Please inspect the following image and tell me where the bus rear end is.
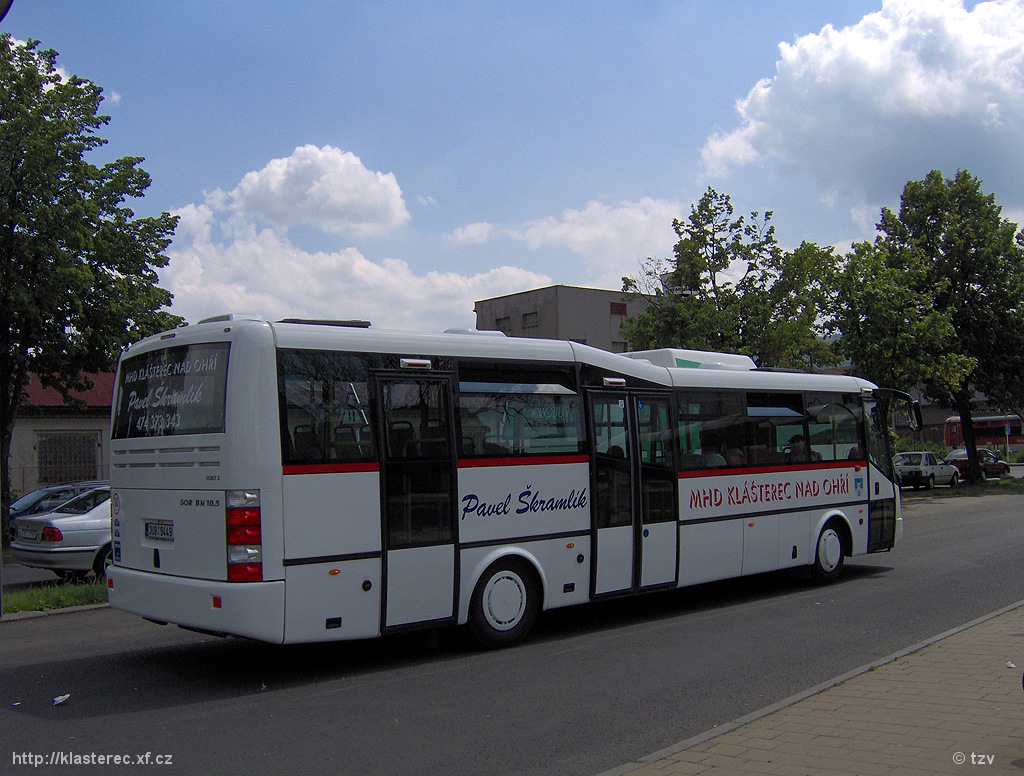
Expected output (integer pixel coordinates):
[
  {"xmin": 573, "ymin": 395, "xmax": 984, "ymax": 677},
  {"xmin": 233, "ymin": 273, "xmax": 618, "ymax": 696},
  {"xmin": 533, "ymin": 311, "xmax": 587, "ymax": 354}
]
[{"xmin": 106, "ymin": 317, "xmax": 287, "ymax": 642}]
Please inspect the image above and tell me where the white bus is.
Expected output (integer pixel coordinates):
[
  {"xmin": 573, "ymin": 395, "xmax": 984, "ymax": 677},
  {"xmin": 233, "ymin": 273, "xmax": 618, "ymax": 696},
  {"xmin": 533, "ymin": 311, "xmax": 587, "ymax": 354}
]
[{"xmin": 106, "ymin": 315, "xmax": 918, "ymax": 647}]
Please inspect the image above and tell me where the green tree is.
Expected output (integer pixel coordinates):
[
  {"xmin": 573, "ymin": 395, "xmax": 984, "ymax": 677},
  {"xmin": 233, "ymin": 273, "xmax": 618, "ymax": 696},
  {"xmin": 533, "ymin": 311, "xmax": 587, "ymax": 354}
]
[
  {"xmin": 834, "ymin": 169, "xmax": 1024, "ymax": 481},
  {"xmin": 622, "ymin": 187, "xmax": 839, "ymax": 369},
  {"xmin": 738, "ymin": 239, "xmax": 839, "ymax": 371},
  {"xmin": 622, "ymin": 187, "xmax": 744, "ymax": 353},
  {"xmin": 1, "ymin": 36, "xmax": 182, "ymax": 543}
]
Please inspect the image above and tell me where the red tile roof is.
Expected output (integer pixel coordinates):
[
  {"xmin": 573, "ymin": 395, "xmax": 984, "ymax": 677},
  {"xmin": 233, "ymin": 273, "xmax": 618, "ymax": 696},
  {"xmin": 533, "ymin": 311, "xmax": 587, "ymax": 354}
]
[{"xmin": 24, "ymin": 373, "xmax": 116, "ymax": 409}]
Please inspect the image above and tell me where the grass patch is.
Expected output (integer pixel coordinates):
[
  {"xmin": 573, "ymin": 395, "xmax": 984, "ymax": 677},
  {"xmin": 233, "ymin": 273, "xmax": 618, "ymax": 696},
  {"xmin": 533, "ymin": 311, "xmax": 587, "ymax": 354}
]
[
  {"xmin": 902, "ymin": 475, "xmax": 1024, "ymax": 499},
  {"xmin": 2, "ymin": 579, "xmax": 107, "ymax": 615}
]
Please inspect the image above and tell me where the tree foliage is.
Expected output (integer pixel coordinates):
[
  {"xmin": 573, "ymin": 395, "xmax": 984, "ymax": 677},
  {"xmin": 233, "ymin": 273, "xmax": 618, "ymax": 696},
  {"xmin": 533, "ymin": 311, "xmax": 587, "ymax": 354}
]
[
  {"xmin": 622, "ymin": 187, "xmax": 839, "ymax": 369},
  {"xmin": 834, "ymin": 169, "xmax": 1024, "ymax": 481},
  {"xmin": 622, "ymin": 177, "xmax": 1024, "ymax": 482},
  {"xmin": 1, "ymin": 35, "xmax": 182, "ymax": 541}
]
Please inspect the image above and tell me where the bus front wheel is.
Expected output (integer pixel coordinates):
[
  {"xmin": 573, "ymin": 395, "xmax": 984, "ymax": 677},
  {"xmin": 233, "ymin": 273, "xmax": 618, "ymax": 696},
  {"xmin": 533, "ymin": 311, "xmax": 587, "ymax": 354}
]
[
  {"xmin": 811, "ymin": 522, "xmax": 845, "ymax": 584},
  {"xmin": 469, "ymin": 558, "xmax": 540, "ymax": 648}
]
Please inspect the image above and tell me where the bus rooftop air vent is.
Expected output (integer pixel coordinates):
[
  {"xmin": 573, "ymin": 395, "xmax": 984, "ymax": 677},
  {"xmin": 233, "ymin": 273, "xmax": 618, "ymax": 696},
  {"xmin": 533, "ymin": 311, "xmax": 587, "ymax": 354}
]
[
  {"xmin": 443, "ymin": 328, "xmax": 507, "ymax": 337},
  {"xmin": 197, "ymin": 313, "xmax": 265, "ymax": 325},
  {"xmin": 279, "ymin": 318, "xmax": 371, "ymax": 328}
]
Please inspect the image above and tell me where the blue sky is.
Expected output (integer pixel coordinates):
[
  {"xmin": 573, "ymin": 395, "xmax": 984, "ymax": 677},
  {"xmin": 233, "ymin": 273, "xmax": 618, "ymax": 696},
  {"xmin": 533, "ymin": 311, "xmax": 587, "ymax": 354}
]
[{"xmin": 5, "ymin": 1, "xmax": 1023, "ymax": 331}]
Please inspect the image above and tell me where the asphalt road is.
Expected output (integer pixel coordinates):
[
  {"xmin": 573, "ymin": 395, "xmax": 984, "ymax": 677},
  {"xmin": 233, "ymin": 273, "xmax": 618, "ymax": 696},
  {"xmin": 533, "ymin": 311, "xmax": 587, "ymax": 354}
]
[
  {"xmin": 2, "ymin": 493, "xmax": 1023, "ymax": 776},
  {"xmin": 1, "ymin": 558, "xmax": 55, "ymax": 591}
]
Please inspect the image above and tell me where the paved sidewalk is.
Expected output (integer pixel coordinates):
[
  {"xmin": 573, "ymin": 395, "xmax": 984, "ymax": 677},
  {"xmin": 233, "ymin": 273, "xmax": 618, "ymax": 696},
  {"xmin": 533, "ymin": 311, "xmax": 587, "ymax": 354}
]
[{"xmin": 605, "ymin": 601, "xmax": 1024, "ymax": 775}]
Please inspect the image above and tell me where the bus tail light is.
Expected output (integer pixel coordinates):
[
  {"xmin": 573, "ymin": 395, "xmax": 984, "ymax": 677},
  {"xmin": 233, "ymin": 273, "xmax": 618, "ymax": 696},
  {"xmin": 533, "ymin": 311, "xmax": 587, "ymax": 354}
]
[{"xmin": 226, "ymin": 489, "xmax": 262, "ymax": 582}]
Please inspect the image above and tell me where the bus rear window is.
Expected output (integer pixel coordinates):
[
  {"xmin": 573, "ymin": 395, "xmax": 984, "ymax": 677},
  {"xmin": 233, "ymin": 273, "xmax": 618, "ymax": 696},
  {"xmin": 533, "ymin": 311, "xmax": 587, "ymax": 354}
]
[{"xmin": 112, "ymin": 343, "xmax": 230, "ymax": 438}]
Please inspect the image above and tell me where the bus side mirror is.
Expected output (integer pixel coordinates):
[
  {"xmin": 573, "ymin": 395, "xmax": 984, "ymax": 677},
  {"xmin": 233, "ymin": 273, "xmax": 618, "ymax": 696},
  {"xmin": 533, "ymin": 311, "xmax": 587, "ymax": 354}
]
[
  {"xmin": 872, "ymin": 389, "xmax": 922, "ymax": 432},
  {"xmin": 908, "ymin": 401, "xmax": 923, "ymax": 432}
]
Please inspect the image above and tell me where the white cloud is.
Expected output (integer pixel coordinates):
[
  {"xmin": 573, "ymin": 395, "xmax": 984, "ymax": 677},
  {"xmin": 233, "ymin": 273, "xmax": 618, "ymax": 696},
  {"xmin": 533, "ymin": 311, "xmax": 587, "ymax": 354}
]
[
  {"xmin": 850, "ymin": 203, "xmax": 876, "ymax": 232},
  {"xmin": 700, "ymin": 122, "xmax": 762, "ymax": 179},
  {"xmin": 161, "ymin": 148, "xmax": 683, "ymax": 331},
  {"xmin": 701, "ymin": 0, "xmax": 1024, "ymax": 206},
  {"xmin": 513, "ymin": 198, "xmax": 682, "ymax": 289},
  {"xmin": 449, "ymin": 222, "xmax": 496, "ymax": 244},
  {"xmin": 162, "ymin": 179, "xmax": 549, "ymax": 331},
  {"xmin": 447, "ymin": 198, "xmax": 682, "ymax": 289},
  {"xmin": 513, "ymin": 198, "xmax": 680, "ymax": 259},
  {"xmin": 226, "ymin": 145, "xmax": 410, "ymax": 238}
]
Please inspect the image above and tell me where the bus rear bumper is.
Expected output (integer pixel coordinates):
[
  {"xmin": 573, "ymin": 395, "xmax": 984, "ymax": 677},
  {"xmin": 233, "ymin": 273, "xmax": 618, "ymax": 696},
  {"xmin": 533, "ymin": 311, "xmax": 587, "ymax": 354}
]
[{"xmin": 107, "ymin": 566, "xmax": 285, "ymax": 644}]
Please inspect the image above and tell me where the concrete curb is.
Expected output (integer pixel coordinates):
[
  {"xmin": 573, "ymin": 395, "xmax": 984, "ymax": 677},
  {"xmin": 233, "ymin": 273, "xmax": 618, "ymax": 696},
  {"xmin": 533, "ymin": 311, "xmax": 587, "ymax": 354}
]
[{"xmin": 0, "ymin": 602, "xmax": 110, "ymax": 622}]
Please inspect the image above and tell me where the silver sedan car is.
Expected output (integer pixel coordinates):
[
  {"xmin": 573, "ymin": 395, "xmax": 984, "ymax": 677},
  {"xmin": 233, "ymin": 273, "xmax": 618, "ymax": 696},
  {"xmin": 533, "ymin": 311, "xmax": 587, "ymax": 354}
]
[
  {"xmin": 10, "ymin": 487, "xmax": 112, "ymax": 582},
  {"xmin": 893, "ymin": 451, "xmax": 960, "ymax": 489}
]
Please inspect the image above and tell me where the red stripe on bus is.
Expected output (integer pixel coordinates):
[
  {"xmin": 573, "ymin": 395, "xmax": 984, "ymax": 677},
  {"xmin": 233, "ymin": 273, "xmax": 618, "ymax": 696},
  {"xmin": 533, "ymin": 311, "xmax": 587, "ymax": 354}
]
[
  {"xmin": 459, "ymin": 455, "xmax": 590, "ymax": 469},
  {"xmin": 678, "ymin": 460, "xmax": 866, "ymax": 479},
  {"xmin": 283, "ymin": 462, "xmax": 380, "ymax": 475}
]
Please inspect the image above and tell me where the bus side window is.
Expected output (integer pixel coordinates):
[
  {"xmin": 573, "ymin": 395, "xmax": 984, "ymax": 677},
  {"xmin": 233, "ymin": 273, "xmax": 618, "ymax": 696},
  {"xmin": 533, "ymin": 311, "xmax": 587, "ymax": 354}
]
[
  {"xmin": 803, "ymin": 393, "xmax": 862, "ymax": 463},
  {"xmin": 677, "ymin": 391, "xmax": 749, "ymax": 469},
  {"xmin": 277, "ymin": 349, "xmax": 376, "ymax": 466},
  {"xmin": 293, "ymin": 424, "xmax": 322, "ymax": 461},
  {"xmin": 745, "ymin": 392, "xmax": 806, "ymax": 465},
  {"xmin": 677, "ymin": 418, "xmax": 703, "ymax": 469},
  {"xmin": 457, "ymin": 367, "xmax": 581, "ymax": 459},
  {"xmin": 334, "ymin": 425, "xmax": 373, "ymax": 460}
]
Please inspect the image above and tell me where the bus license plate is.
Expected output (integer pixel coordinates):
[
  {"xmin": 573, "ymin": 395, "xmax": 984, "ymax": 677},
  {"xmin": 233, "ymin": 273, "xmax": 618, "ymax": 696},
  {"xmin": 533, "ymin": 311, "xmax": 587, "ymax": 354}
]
[{"xmin": 144, "ymin": 520, "xmax": 174, "ymax": 542}]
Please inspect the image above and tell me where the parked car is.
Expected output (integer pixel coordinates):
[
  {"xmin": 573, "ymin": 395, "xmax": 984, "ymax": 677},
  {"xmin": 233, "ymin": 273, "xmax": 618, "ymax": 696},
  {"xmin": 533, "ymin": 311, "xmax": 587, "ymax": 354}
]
[
  {"xmin": 7, "ymin": 481, "xmax": 107, "ymax": 520},
  {"xmin": 893, "ymin": 451, "xmax": 960, "ymax": 489},
  {"xmin": 10, "ymin": 486, "xmax": 112, "ymax": 582},
  {"xmin": 944, "ymin": 448, "xmax": 1012, "ymax": 479}
]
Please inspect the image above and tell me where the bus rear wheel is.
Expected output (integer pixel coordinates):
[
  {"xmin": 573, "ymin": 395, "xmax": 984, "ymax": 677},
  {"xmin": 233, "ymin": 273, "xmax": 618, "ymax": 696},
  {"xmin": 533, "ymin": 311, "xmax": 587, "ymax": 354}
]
[
  {"xmin": 469, "ymin": 558, "xmax": 539, "ymax": 648},
  {"xmin": 811, "ymin": 522, "xmax": 845, "ymax": 584}
]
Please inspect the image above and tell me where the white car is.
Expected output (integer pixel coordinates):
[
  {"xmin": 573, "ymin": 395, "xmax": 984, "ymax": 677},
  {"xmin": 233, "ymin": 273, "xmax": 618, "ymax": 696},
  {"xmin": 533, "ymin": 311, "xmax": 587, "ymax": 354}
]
[
  {"xmin": 893, "ymin": 452, "xmax": 960, "ymax": 489},
  {"xmin": 10, "ymin": 487, "xmax": 112, "ymax": 582}
]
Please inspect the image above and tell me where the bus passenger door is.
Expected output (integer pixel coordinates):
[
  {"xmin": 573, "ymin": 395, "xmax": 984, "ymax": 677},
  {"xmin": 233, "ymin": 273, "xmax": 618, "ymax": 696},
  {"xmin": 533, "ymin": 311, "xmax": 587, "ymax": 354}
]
[
  {"xmin": 864, "ymin": 397, "xmax": 899, "ymax": 551},
  {"xmin": 636, "ymin": 395, "xmax": 678, "ymax": 588},
  {"xmin": 590, "ymin": 392, "xmax": 678, "ymax": 595},
  {"xmin": 378, "ymin": 376, "xmax": 458, "ymax": 630}
]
